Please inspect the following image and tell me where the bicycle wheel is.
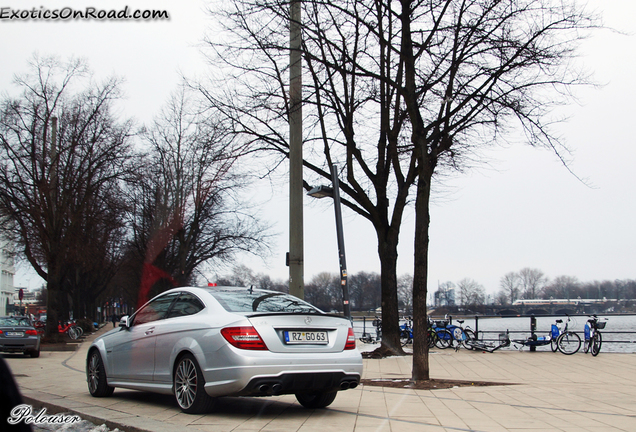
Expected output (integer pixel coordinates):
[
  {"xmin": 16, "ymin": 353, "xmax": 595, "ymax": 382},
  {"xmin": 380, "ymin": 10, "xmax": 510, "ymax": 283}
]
[
  {"xmin": 591, "ymin": 332, "xmax": 602, "ymax": 356},
  {"xmin": 550, "ymin": 337, "xmax": 558, "ymax": 352},
  {"xmin": 461, "ymin": 329, "xmax": 476, "ymax": 350},
  {"xmin": 400, "ymin": 330, "xmax": 411, "ymax": 347},
  {"xmin": 435, "ymin": 329, "xmax": 453, "ymax": 349},
  {"xmin": 557, "ymin": 332, "xmax": 581, "ymax": 355},
  {"xmin": 450, "ymin": 327, "xmax": 464, "ymax": 346},
  {"xmin": 427, "ymin": 329, "xmax": 436, "ymax": 348},
  {"xmin": 67, "ymin": 327, "xmax": 79, "ymax": 340}
]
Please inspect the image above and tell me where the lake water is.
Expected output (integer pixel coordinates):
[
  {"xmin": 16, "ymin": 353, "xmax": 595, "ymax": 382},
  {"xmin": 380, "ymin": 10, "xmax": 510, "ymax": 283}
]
[{"xmin": 353, "ymin": 314, "xmax": 636, "ymax": 353}]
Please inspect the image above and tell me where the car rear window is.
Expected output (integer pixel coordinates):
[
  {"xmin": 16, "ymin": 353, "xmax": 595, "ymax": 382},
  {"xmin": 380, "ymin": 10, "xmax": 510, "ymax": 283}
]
[
  {"xmin": 0, "ymin": 317, "xmax": 32, "ymax": 327},
  {"xmin": 209, "ymin": 290, "xmax": 323, "ymax": 314}
]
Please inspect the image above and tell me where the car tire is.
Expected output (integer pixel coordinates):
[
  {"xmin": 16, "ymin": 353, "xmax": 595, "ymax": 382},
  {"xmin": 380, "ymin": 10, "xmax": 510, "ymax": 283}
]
[
  {"xmin": 87, "ymin": 350, "xmax": 114, "ymax": 397},
  {"xmin": 28, "ymin": 348, "xmax": 40, "ymax": 358},
  {"xmin": 295, "ymin": 391, "xmax": 338, "ymax": 409},
  {"xmin": 174, "ymin": 353, "xmax": 215, "ymax": 414}
]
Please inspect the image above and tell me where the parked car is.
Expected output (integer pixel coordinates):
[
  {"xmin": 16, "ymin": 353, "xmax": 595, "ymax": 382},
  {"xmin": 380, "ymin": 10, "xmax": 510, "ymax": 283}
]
[
  {"xmin": 0, "ymin": 316, "xmax": 41, "ymax": 358},
  {"xmin": 86, "ymin": 286, "xmax": 362, "ymax": 413}
]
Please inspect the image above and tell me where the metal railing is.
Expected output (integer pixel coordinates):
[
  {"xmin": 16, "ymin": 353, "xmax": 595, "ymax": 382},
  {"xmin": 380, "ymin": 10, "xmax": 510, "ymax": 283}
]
[{"xmin": 352, "ymin": 314, "xmax": 636, "ymax": 352}]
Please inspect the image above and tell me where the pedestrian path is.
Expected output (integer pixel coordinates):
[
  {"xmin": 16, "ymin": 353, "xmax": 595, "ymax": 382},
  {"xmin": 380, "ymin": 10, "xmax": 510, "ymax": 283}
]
[{"xmin": 4, "ymin": 326, "xmax": 636, "ymax": 431}]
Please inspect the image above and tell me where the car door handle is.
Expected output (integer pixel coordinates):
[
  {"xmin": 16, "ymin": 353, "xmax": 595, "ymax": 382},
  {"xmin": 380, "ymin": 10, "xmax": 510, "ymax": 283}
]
[{"xmin": 145, "ymin": 327, "xmax": 155, "ymax": 335}]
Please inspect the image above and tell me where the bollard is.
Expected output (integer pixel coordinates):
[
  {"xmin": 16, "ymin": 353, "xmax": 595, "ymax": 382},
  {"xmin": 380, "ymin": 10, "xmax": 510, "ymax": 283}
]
[{"xmin": 530, "ymin": 315, "xmax": 537, "ymax": 352}]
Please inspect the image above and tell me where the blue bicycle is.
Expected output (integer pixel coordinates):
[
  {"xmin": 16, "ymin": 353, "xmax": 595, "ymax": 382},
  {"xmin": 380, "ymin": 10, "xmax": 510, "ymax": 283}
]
[
  {"xmin": 447, "ymin": 319, "xmax": 477, "ymax": 350},
  {"xmin": 583, "ymin": 315, "xmax": 607, "ymax": 356},
  {"xmin": 400, "ymin": 318, "xmax": 453, "ymax": 349},
  {"xmin": 399, "ymin": 316, "xmax": 413, "ymax": 346},
  {"xmin": 429, "ymin": 319, "xmax": 454, "ymax": 349}
]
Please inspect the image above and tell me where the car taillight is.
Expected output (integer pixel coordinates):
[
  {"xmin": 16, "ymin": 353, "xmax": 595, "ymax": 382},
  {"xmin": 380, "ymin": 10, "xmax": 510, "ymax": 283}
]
[
  {"xmin": 25, "ymin": 330, "xmax": 38, "ymax": 336},
  {"xmin": 221, "ymin": 327, "xmax": 268, "ymax": 350},
  {"xmin": 344, "ymin": 327, "xmax": 356, "ymax": 350}
]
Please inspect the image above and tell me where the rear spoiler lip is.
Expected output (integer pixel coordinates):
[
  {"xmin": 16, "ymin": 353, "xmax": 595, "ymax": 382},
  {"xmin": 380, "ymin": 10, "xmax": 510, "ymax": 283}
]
[{"xmin": 243, "ymin": 311, "xmax": 350, "ymax": 321}]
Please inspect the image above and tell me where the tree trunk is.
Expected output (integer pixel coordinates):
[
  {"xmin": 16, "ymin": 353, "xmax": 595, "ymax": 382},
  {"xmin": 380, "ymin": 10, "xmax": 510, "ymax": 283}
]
[
  {"xmin": 412, "ymin": 166, "xmax": 433, "ymax": 381},
  {"xmin": 377, "ymin": 226, "xmax": 404, "ymax": 356},
  {"xmin": 44, "ymin": 280, "xmax": 62, "ymax": 338}
]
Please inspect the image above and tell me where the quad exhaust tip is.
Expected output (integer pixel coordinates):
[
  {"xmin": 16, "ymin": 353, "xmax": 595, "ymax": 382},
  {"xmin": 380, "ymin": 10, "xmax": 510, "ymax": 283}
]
[
  {"xmin": 340, "ymin": 380, "xmax": 358, "ymax": 390},
  {"xmin": 258, "ymin": 383, "xmax": 283, "ymax": 394},
  {"xmin": 258, "ymin": 380, "xmax": 357, "ymax": 394}
]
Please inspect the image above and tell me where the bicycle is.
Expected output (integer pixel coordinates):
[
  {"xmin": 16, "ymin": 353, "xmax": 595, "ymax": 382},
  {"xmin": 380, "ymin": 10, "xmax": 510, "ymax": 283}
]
[
  {"xmin": 33, "ymin": 319, "xmax": 46, "ymax": 336},
  {"xmin": 428, "ymin": 319, "xmax": 453, "ymax": 349},
  {"xmin": 464, "ymin": 330, "xmax": 511, "ymax": 353},
  {"xmin": 399, "ymin": 316, "xmax": 413, "ymax": 347},
  {"xmin": 399, "ymin": 317, "xmax": 454, "ymax": 349},
  {"xmin": 511, "ymin": 318, "xmax": 562, "ymax": 352},
  {"xmin": 583, "ymin": 315, "xmax": 607, "ymax": 356},
  {"xmin": 450, "ymin": 319, "xmax": 477, "ymax": 350},
  {"xmin": 554, "ymin": 315, "xmax": 581, "ymax": 355},
  {"xmin": 359, "ymin": 316, "xmax": 382, "ymax": 344},
  {"xmin": 59, "ymin": 320, "xmax": 83, "ymax": 340},
  {"xmin": 550, "ymin": 319, "xmax": 563, "ymax": 352}
]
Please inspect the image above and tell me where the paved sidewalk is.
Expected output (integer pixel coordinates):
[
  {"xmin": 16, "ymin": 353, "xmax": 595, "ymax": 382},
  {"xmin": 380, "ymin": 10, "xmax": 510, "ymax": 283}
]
[{"xmin": 3, "ymin": 325, "xmax": 636, "ymax": 432}]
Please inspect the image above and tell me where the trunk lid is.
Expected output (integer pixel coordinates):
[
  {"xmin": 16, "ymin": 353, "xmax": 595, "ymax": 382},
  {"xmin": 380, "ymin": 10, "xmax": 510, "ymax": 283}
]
[{"xmin": 247, "ymin": 313, "xmax": 352, "ymax": 354}]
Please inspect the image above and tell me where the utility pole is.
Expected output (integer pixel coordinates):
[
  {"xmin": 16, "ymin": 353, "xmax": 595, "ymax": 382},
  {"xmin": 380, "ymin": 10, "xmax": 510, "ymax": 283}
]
[{"xmin": 288, "ymin": 0, "xmax": 304, "ymax": 299}]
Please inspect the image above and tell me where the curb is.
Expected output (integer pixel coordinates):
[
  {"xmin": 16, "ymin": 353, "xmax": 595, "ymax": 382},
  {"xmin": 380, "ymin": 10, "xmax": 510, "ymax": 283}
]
[{"xmin": 23, "ymin": 395, "xmax": 152, "ymax": 432}]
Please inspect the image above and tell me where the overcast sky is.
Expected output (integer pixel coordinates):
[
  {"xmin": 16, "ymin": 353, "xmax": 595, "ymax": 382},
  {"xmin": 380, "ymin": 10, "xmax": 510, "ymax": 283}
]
[{"xmin": 3, "ymin": 0, "xmax": 635, "ymax": 297}]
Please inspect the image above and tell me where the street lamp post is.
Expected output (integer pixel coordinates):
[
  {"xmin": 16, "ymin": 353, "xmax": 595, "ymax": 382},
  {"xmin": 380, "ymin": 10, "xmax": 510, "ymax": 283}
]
[{"xmin": 307, "ymin": 164, "xmax": 351, "ymax": 320}]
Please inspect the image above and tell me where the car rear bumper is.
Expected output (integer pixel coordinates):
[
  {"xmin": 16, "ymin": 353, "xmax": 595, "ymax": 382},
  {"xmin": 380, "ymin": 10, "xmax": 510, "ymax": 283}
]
[
  {"xmin": 200, "ymin": 346, "xmax": 363, "ymax": 397},
  {"xmin": 236, "ymin": 371, "xmax": 360, "ymax": 396},
  {"xmin": 0, "ymin": 338, "xmax": 40, "ymax": 353}
]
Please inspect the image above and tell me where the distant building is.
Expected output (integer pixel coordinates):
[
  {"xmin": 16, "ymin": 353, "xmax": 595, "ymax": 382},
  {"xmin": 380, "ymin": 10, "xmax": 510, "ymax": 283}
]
[
  {"xmin": 0, "ymin": 235, "xmax": 15, "ymax": 315},
  {"xmin": 434, "ymin": 286, "xmax": 456, "ymax": 307}
]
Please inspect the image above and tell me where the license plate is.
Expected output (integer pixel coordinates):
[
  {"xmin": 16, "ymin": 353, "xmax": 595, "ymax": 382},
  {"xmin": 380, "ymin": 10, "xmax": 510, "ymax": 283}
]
[
  {"xmin": 6, "ymin": 331, "xmax": 24, "ymax": 337},
  {"xmin": 284, "ymin": 330, "xmax": 328, "ymax": 344}
]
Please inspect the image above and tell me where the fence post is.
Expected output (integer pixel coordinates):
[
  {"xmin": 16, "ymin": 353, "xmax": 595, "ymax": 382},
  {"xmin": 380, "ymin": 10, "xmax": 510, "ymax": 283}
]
[{"xmin": 530, "ymin": 315, "xmax": 537, "ymax": 352}]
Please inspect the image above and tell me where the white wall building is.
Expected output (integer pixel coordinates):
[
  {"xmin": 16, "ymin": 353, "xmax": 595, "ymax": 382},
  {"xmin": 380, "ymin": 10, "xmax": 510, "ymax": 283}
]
[{"xmin": 0, "ymin": 235, "xmax": 16, "ymax": 315}]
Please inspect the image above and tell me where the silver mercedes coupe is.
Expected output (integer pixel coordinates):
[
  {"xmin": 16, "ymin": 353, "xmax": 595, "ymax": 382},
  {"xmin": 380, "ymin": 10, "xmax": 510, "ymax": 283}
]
[{"xmin": 86, "ymin": 286, "xmax": 362, "ymax": 413}]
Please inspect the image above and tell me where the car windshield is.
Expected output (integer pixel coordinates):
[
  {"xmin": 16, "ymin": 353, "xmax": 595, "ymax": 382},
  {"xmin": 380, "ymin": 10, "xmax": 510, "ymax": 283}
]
[
  {"xmin": 0, "ymin": 317, "xmax": 32, "ymax": 327},
  {"xmin": 210, "ymin": 289, "xmax": 323, "ymax": 314}
]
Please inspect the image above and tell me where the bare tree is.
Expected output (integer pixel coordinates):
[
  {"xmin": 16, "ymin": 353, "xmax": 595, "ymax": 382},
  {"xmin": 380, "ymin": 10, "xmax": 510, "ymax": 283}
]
[
  {"xmin": 202, "ymin": 0, "xmax": 597, "ymax": 380},
  {"xmin": 542, "ymin": 275, "xmax": 580, "ymax": 299},
  {"xmin": 499, "ymin": 272, "xmax": 521, "ymax": 304},
  {"xmin": 253, "ymin": 273, "xmax": 289, "ymax": 292},
  {"xmin": 494, "ymin": 290, "xmax": 509, "ymax": 306},
  {"xmin": 518, "ymin": 268, "xmax": 547, "ymax": 299},
  {"xmin": 397, "ymin": 274, "xmax": 413, "ymax": 314},
  {"xmin": 0, "ymin": 55, "xmax": 133, "ymax": 336},
  {"xmin": 201, "ymin": 0, "xmax": 422, "ymax": 355},
  {"xmin": 348, "ymin": 271, "xmax": 382, "ymax": 312},
  {"xmin": 126, "ymin": 86, "xmax": 271, "ymax": 305},
  {"xmin": 457, "ymin": 278, "xmax": 485, "ymax": 307},
  {"xmin": 400, "ymin": 0, "xmax": 597, "ymax": 380},
  {"xmin": 305, "ymin": 272, "xmax": 340, "ymax": 311}
]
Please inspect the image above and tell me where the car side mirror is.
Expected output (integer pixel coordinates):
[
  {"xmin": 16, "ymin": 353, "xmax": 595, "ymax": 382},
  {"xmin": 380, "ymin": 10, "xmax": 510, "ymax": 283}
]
[{"xmin": 119, "ymin": 316, "xmax": 131, "ymax": 329}]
